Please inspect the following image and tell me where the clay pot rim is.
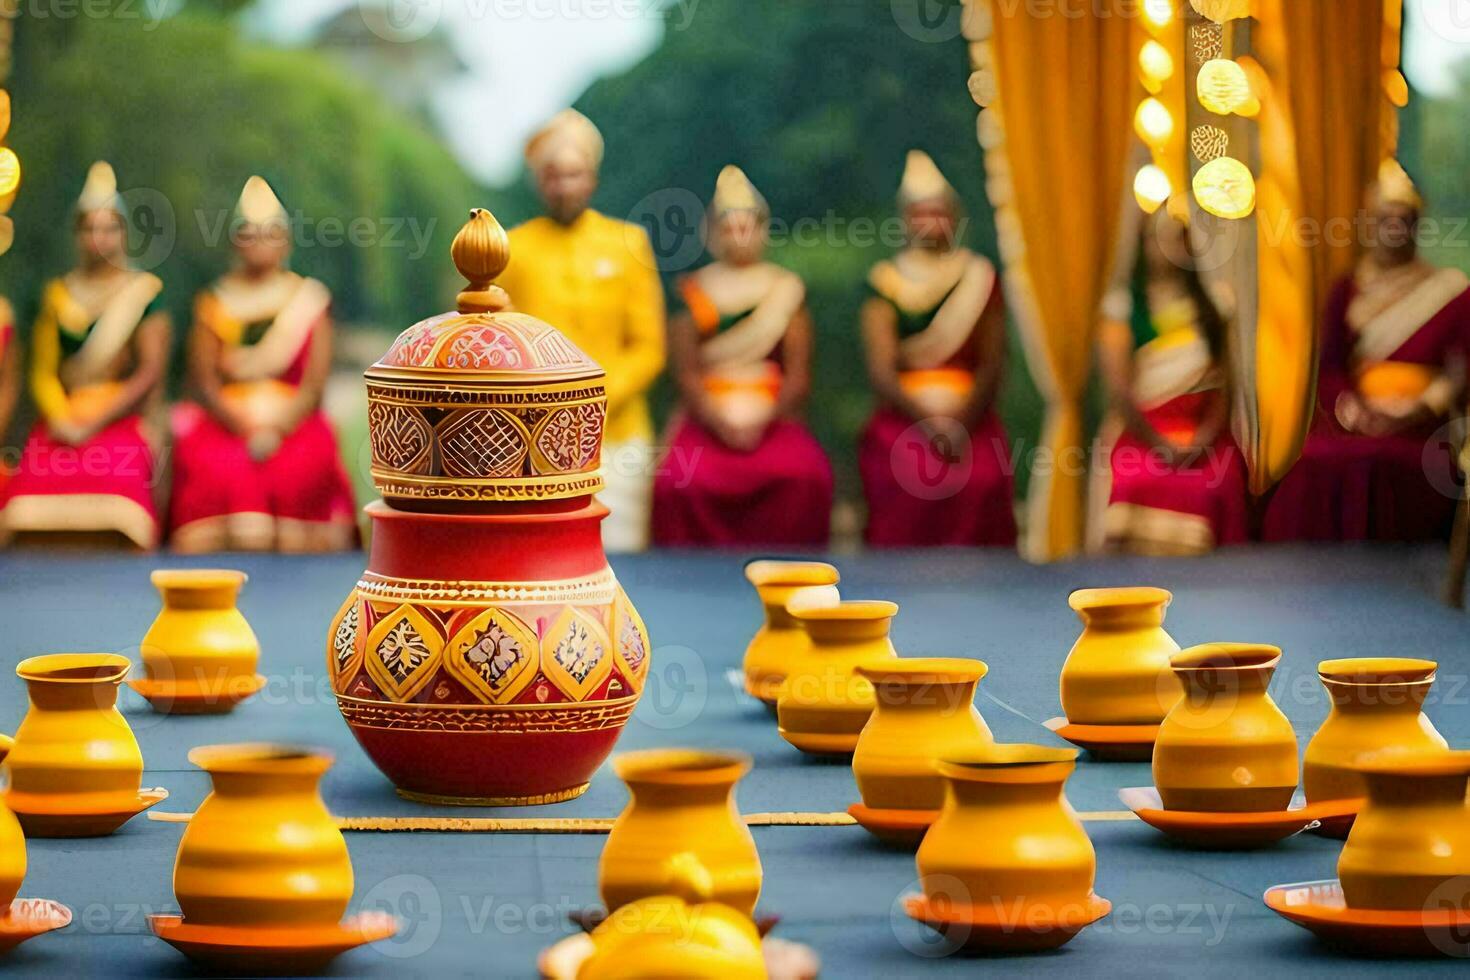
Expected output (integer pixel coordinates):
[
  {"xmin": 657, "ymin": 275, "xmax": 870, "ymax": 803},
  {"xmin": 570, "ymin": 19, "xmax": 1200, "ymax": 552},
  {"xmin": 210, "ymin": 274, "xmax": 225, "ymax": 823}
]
[
  {"xmin": 1317, "ymin": 658, "xmax": 1437, "ymax": 686},
  {"xmin": 787, "ymin": 599, "xmax": 898, "ymax": 621},
  {"xmin": 1353, "ymin": 748, "xmax": 1470, "ymax": 779},
  {"xmin": 150, "ymin": 568, "xmax": 247, "ymax": 591},
  {"xmin": 188, "ymin": 742, "xmax": 333, "ymax": 775},
  {"xmin": 613, "ymin": 748, "xmax": 751, "ymax": 786},
  {"xmin": 1170, "ymin": 643, "xmax": 1280, "ymax": 672},
  {"xmin": 1068, "ymin": 586, "xmax": 1172, "ymax": 612},
  {"xmin": 16, "ymin": 653, "xmax": 131, "ymax": 685},
  {"xmin": 744, "ymin": 559, "xmax": 840, "ymax": 588},
  {"xmin": 855, "ymin": 658, "xmax": 988, "ymax": 685},
  {"xmin": 365, "ymin": 497, "xmax": 609, "ymax": 525},
  {"xmin": 332, "ymin": 691, "xmax": 641, "ymax": 711},
  {"xmin": 939, "ymin": 744, "xmax": 1078, "ymax": 774}
]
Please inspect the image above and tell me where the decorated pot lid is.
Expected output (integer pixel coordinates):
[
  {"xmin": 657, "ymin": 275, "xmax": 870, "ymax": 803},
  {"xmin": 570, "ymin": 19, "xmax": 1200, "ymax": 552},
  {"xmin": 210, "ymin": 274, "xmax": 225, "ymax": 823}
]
[{"xmin": 365, "ymin": 210, "xmax": 607, "ymax": 506}]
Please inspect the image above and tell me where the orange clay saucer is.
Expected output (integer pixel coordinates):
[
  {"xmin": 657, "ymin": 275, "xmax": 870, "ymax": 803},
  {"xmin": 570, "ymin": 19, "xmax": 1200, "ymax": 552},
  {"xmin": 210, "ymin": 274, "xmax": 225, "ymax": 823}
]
[
  {"xmin": 846, "ymin": 803, "xmax": 936, "ymax": 846},
  {"xmin": 1264, "ymin": 879, "xmax": 1470, "ymax": 957},
  {"xmin": 148, "ymin": 911, "xmax": 400, "ymax": 974},
  {"xmin": 127, "ymin": 674, "xmax": 267, "ymax": 715},
  {"xmin": 0, "ymin": 900, "xmax": 72, "ymax": 955},
  {"xmin": 1119, "ymin": 787, "xmax": 1361, "ymax": 848},
  {"xmin": 775, "ymin": 730, "xmax": 859, "ymax": 757},
  {"xmin": 1304, "ymin": 802, "xmax": 1360, "ymax": 840},
  {"xmin": 902, "ymin": 892, "xmax": 1111, "ymax": 953},
  {"xmin": 1043, "ymin": 717, "xmax": 1157, "ymax": 761},
  {"xmin": 7, "ymin": 788, "xmax": 169, "ymax": 838}
]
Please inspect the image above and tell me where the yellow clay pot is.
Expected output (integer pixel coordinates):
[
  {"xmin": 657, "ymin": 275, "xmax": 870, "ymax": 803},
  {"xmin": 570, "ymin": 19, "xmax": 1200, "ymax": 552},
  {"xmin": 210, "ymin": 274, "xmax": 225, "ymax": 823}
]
[
  {"xmin": 141, "ymin": 570, "xmax": 260, "ymax": 695},
  {"xmin": 1060, "ymin": 587, "xmax": 1181, "ymax": 725},
  {"xmin": 917, "ymin": 745, "xmax": 1095, "ymax": 915},
  {"xmin": 174, "ymin": 744, "xmax": 352, "ymax": 929},
  {"xmin": 852, "ymin": 658, "xmax": 993, "ymax": 811},
  {"xmin": 776, "ymin": 600, "xmax": 898, "ymax": 756},
  {"xmin": 1153, "ymin": 643, "xmax": 1298, "ymax": 812},
  {"xmin": 0, "ymin": 736, "xmax": 24, "ymax": 908},
  {"xmin": 577, "ymin": 895, "xmax": 765, "ymax": 980},
  {"xmin": 5, "ymin": 654, "xmax": 143, "ymax": 813},
  {"xmin": 599, "ymin": 749, "xmax": 762, "ymax": 917},
  {"xmin": 1303, "ymin": 658, "xmax": 1445, "ymax": 805},
  {"xmin": 1338, "ymin": 750, "xmax": 1470, "ymax": 912},
  {"xmin": 742, "ymin": 560, "xmax": 840, "ymax": 705}
]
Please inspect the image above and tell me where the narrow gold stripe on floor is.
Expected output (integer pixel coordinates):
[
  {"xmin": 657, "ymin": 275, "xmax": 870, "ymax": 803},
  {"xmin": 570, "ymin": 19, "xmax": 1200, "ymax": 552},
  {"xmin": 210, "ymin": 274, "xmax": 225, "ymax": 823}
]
[{"xmin": 151, "ymin": 810, "xmax": 1135, "ymax": 830}]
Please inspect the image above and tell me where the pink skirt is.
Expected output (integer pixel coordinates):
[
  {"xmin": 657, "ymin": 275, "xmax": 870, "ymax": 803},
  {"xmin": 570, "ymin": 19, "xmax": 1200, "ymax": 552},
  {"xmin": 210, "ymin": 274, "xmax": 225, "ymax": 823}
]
[
  {"xmin": 858, "ymin": 406, "xmax": 1017, "ymax": 548},
  {"xmin": 652, "ymin": 416, "xmax": 833, "ymax": 548},
  {"xmin": 0, "ymin": 416, "xmax": 159, "ymax": 548},
  {"xmin": 168, "ymin": 403, "xmax": 357, "ymax": 552},
  {"xmin": 1262, "ymin": 427, "xmax": 1458, "ymax": 542}
]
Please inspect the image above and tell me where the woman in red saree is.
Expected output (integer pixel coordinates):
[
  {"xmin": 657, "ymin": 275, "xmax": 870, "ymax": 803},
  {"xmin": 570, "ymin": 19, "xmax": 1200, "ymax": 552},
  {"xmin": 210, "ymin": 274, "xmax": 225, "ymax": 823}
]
[
  {"xmin": 1090, "ymin": 215, "xmax": 1248, "ymax": 555},
  {"xmin": 168, "ymin": 176, "xmax": 356, "ymax": 552},
  {"xmin": 0, "ymin": 162, "xmax": 170, "ymax": 549},
  {"xmin": 1264, "ymin": 162, "xmax": 1469, "ymax": 542},
  {"xmin": 858, "ymin": 151, "xmax": 1016, "ymax": 548},
  {"xmin": 652, "ymin": 166, "xmax": 833, "ymax": 547}
]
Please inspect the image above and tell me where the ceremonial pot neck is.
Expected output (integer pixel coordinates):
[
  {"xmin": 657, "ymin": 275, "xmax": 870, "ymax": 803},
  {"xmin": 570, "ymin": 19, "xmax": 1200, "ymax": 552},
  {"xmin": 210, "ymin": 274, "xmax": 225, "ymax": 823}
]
[
  {"xmin": 16, "ymin": 654, "xmax": 129, "ymax": 711},
  {"xmin": 150, "ymin": 569, "xmax": 246, "ymax": 611},
  {"xmin": 1171, "ymin": 644, "xmax": 1278, "ymax": 702},
  {"xmin": 1068, "ymin": 587, "xmax": 1171, "ymax": 630},
  {"xmin": 859, "ymin": 660, "xmax": 986, "ymax": 715},
  {"xmin": 189, "ymin": 744, "xmax": 332, "ymax": 798},
  {"xmin": 938, "ymin": 747, "xmax": 1076, "ymax": 805},
  {"xmin": 614, "ymin": 749, "xmax": 749, "ymax": 807},
  {"xmin": 1318, "ymin": 658, "xmax": 1435, "ymax": 714},
  {"xmin": 365, "ymin": 496, "xmax": 608, "ymax": 581}
]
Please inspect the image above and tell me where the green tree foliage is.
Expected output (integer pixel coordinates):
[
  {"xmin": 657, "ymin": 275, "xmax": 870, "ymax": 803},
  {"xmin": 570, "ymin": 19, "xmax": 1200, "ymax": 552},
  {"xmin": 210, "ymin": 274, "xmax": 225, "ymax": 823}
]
[
  {"xmin": 499, "ymin": 0, "xmax": 1041, "ymax": 493},
  {"xmin": 2, "ymin": 7, "xmax": 484, "ymax": 352},
  {"xmin": 1415, "ymin": 63, "xmax": 1470, "ymax": 277}
]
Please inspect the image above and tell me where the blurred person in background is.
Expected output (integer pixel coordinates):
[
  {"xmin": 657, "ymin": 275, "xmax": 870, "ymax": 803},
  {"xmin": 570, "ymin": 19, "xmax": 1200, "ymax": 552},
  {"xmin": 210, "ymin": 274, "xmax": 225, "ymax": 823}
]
[
  {"xmin": 1089, "ymin": 213, "xmax": 1248, "ymax": 555},
  {"xmin": 497, "ymin": 109, "xmax": 666, "ymax": 552},
  {"xmin": 1265, "ymin": 160, "xmax": 1470, "ymax": 541},
  {"xmin": 0, "ymin": 296, "xmax": 17, "ymax": 491},
  {"xmin": 652, "ymin": 166, "xmax": 832, "ymax": 547},
  {"xmin": 857, "ymin": 151, "xmax": 1016, "ymax": 548},
  {"xmin": 0, "ymin": 162, "xmax": 169, "ymax": 549},
  {"xmin": 167, "ymin": 176, "xmax": 356, "ymax": 553}
]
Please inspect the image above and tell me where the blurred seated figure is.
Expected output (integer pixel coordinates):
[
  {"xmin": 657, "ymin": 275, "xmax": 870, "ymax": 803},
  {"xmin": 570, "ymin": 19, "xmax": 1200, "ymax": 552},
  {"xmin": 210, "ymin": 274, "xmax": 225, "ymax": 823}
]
[
  {"xmin": 1264, "ymin": 160, "xmax": 1470, "ymax": 542},
  {"xmin": 168, "ymin": 176, "xmax": 356, "ymax": 552},
  {"xmin": 857, "ymin": 151, "xmax": 1016, "ymax": 548},
  {"xmin": 652, "ymin": 166, "xmax": 833, "ymax": 547},
  {"xmin": 0, "ymin": 297, "xmax": 17, "ymax": 491},
  {"xmin": 1090, "ymin": 214, "xmax": 1248, "ymax": 555},
  {"xmin": 498, "ymin": 109, "xmax": 666, "ymax": 552},
  {"xmin": 0, "ymin": 162, "xmax": 169, "ymax": 549}
]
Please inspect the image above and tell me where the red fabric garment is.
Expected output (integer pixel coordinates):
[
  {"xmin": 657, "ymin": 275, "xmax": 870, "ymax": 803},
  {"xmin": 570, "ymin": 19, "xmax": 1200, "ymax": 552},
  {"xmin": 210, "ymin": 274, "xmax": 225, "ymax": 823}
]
[
  {"xmin": 1264, "ymin": 275, "xmax": 1469, "ymax": 542},
  {"xmin": 167, "ymin": 320, "xmax": 356, "ymax": 547},
  {"xmin": 167, "ymin": 404, "xmax": 357, "ymax": 536},
  {"xmin": 651, "ymin": 416, "xmax": 833, "ymax": 548},
  {"xmin": 858, "ymin": 406, "xmax": 1017, "ymax": 548},
  {"xmin": 1108, "ymin": 393, "xmax": 1250, "ymax": 547},
  {"xmin": 1, "ymin": 414, "xmax": 159, "ymax": 546}
]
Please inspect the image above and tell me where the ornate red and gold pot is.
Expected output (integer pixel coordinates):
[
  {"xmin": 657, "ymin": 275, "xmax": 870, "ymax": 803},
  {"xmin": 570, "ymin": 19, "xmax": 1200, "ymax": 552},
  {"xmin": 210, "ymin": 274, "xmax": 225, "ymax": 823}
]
[{"xmin": 327, "ymin": 209, "xmax": 649, "ymax": 805}]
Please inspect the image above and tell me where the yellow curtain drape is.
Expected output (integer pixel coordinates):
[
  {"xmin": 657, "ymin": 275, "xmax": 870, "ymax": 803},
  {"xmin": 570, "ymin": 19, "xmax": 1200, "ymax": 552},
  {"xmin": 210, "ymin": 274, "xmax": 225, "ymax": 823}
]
[
  {"xmin": 969, "ymin": 1, "xmax": 1136, "ymax": 560},
  {"xmin": 1243, "ymin": 0, "xmax": 1396, "ymax": 493}
]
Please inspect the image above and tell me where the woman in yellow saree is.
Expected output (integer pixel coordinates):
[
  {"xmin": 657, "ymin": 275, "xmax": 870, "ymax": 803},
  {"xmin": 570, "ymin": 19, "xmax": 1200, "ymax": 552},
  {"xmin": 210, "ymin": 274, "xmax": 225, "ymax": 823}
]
[{"xmin": 0, "ymin": 163, "xmax": 170, "ymax": 549}]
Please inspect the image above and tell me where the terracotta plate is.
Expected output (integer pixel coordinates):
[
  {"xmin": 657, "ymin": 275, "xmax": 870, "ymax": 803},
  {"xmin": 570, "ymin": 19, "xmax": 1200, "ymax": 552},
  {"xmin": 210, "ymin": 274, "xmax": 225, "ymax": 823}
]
[
  {"xmin": 0, "ymin": 899, "xmax": 72, "ymax": 955},
  {"xmin": 902, "ymin": 891, "xmax": 1111, "ymax": 953},
  {"xmin": 1043, "ymin": 717, "xmax": 1157, "ymax": 761},
  {"xmin": 148, "ymin": 911, "xmax": 399, "ymax": 975},
  {"xmin": 1264, "ymin": 879, "xmax": 1470, "ymax": 957},
  {"xmin": 127, "ymin": 674, "xmax": 267, "ymax": 715},
  {"xmin": 1119, "ymin": 787, "xmax": 1360, "ymax": 848},
  {"xmin": 846, "ymin": 802, "xmax": 937, "ymax": 846},
  {"xmin": 9, "ymin": 787, "xmax": 169, "ymax": 838}
]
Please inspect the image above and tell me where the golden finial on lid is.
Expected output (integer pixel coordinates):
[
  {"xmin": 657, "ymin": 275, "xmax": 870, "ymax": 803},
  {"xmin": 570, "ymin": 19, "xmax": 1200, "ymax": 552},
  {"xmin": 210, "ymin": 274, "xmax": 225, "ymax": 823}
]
[{"xmin": 452, "ymin": 208, "xmax": 512, "ymax": 314}]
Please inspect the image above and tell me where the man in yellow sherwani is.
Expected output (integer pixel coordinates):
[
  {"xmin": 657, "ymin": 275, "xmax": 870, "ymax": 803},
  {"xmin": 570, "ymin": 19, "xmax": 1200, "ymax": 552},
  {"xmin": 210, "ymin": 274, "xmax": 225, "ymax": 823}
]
[{"xmin": 498, "ymin": 109, "xmax": 666, "ymax": 552}]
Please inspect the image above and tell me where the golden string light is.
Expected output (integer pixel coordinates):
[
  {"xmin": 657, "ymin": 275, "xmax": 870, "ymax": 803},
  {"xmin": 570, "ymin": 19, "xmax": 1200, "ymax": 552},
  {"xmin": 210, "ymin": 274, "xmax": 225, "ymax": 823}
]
[
  {"xmin": 0, "ymin": 3, "xmax": 16, "ymax": 256},
  {"xmin": 1188, "ymin": 2, "xmax": 1255, "ymax": 220}
]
